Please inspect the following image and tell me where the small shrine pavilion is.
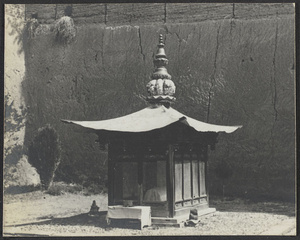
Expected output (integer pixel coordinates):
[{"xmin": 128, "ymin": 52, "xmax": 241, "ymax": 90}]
[{"xmin": 63, "ymin": 34, "xmax": 241, "ymax": 227}]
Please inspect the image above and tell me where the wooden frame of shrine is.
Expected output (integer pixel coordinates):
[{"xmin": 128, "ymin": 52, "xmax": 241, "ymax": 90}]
[{"xmin": 63, "ymin": 34, "xmax": 241, "ymax": 226}]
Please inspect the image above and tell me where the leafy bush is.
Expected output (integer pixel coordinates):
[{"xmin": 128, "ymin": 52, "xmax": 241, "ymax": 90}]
[
  {"xmin": 54, "ymin": 16, "xmax": 76, "ymax": 44},
  {"xmin": 46, "ymin": 181, "xmax": 106, "ymax": 196},
  {"xmin": 84, "ymin": 182, "xmax": 107, "ymax": 195},
  {"xmin": 28, "ymin": 125, "xmax": 61, "ymax": 189},
  {"xmin": 46, "ymin": 181, "xmax": 83, "ymax": 195},
  {"xmin": 26, "ymin": 18, "xmax": 39, "ymax": 39}
]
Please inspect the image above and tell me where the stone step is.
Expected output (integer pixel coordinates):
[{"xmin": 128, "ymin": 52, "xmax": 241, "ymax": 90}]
[
  {"xmin": 151, "ymin": 217, "xmax": 179, "ymax": 224},
  {"xmin": 150, "ymin": 222, "xmax": 184, "ymax": 228},
  {"xmin": 197, "ymin": 207, "xmax": 217, "ymax": 216}
]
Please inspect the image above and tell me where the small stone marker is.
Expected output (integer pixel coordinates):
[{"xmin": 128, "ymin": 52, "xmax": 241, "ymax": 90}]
[
  {"xmin": 89, "ymin": 200, "xmax": 99, "ymax": 216},
  {"xmin": 184, "ymin": 209, "xmax": 199, "ymax": 227}
]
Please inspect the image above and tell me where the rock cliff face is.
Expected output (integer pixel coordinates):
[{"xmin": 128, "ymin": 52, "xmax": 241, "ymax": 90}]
[
  {"xmin": 4, "ymin": 5, "xmax": 40, "ymax": 188},
  {"xmin": 10, "ymin": 3, "xmax": 295, "ymax": 200}
]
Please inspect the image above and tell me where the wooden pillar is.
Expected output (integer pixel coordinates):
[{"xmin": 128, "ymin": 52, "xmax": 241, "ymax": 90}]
[
  {"xmin": 107, "ymin": 144, "xmax": 114, "ymax": 205},
  {"xmin": 204, "ymin": 145, "xmax": 209, "ymax": 203},
  {"xmin": 167, "ymin": 144, "xmax": 175, "ymax": 217},
  {"xmin": 138, "ymin": 153, "xmax": 143, "ymax": 205}
]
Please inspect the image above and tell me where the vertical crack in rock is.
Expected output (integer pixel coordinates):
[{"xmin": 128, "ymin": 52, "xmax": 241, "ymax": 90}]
[
  {"xmin": 94, "ymin": 50, "xmax": 101, "ymax": 63},
  {"xmin": 176, "ymin": 32, "xmax": 182, "ymax": 64},
  {"xmin": 61, "ymin": 45, "xmax": 66, "ymax": 71},
  {"xmin": 206, "ymin": 85, "xmax": 213, "ymax": 123},
  {"xmin": 213, "ymin": 25, "xmax": 221, "ymax": 87},
  {"xmin": 55, "ymin": 4, "xmax": 58, "ymax": 19},
  {"xmin": 186, "ymin": 29, "xmax": 194, "ymax": 43},
  {"xmin": 172, "ymin": 30, "xmax": 191, "ymax": 44},
  {"xmin": 167, "ymin": 31, "xmax": 182, "ymax": 57},
  {"xmin": 207, "ymin": 24, "xmax": 221, "ymax": 123},
  {"xmin": 129, "ymin": 4, "xmax": 134, "ymax": 26},
  {"xmin": 104, "ymin": 4, "xmax": 107, "ymax": 24},
  {"xmin": 164, "ymin": 25, "xmax": 169, "ymax": 35},
  {"xmin": 101, "ymin": 32, "xmax": 105, "ymax": 68},
  {"xmin": 138, "ymin": 27, "xmax": 145, "ymax": 62},
  {"xmin": 272, "ymin": 18, "xmax": 279, "ymax": 122},
  {"xmin": 269, "ymin": 16, "xmax": 279, "ymax": 161},
  {"xmin": 83, "ymin": 58, "xmax": 92, "ymax": 76},
  {"xmin": 174, "ymin": 32, "xmax": 181, "ymax": 41},
  {"xmin": 198, "ymin": 27, "xmax": 201, "ymax": 45},
  {"xmin": 164, "ymin": 3, "xmax": 167, "ymax": 23},
  {"xmin": 230, "ymin": 3, "xmax": 236, "ymax": 35}
]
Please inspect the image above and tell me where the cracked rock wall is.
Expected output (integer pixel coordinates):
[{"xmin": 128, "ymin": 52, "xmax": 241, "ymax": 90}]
[
  {"xmin": 4, "ymin": 5, "xmax": 41, "ymax": 188},
  {"xmin": 20, "ymin": 3, "xmax": 295, "ymax": 201}
]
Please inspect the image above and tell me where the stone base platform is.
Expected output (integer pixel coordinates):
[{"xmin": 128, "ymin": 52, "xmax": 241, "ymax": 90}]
[{"xmin": 151, "ymin": 208, "xmax": 216, "ymax": 228}]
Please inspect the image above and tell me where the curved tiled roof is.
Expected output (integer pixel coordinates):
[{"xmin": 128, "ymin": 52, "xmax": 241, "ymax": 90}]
[{"xmin": 62, "ymin": 105, "xmax": 241, "ymax": 133}]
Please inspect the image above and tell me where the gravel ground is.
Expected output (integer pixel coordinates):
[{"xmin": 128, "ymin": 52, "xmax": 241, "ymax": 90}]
[{"xmin": 3, "ymin": 191, "xmax": 296, "ymax": 236}]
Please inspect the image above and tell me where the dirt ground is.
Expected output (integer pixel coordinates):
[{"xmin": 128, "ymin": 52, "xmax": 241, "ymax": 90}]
[{"xmin": 3, "ymin": 191, "xmax": 296, "ymax": 236}]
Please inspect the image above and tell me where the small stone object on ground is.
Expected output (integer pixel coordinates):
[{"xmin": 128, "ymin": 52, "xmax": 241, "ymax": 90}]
[
  {"xmin": 123, "ymin": 200, "xmax": 133, "ymax": 207},
  {"xmin": 185, "ymin": 208, "xmax": 199, "ymax": 227},
  {"xmin": 184, "ymin": 220, "xmax": 198, "ymax": 227},
  {"xmin": 190, "ymin": 209, "xmax": 198, "ymax": 220},
  {"xmin": 89, "ymin": 200, "xmax": 99, "ymax": 216}
]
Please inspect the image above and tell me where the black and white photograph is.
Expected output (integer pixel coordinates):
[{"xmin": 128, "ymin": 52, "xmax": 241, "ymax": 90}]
[{"xmin": 3, "ymin": 2, "xmax": 296, "ymax": 236}]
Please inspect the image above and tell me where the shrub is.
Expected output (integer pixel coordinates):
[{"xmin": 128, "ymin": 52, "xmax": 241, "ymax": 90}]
[
  {"xmin": 85, "ymin": 182, "xmax": 107, "ymax": 195},
  {"xmin": 46, "ymin": 182, "xmax": 83, "ymax": 195},
  {"xmin": 28, "ymin": 125, "xmax": 61, "ymax": 189},
  {"xmin": 54, "ymin": 16, "xmax": 76, "ymax": 44}
]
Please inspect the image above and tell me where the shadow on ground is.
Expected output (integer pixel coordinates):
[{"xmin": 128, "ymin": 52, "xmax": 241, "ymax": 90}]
[
  {"xmin": 9, "ymin": 211, "xmax": 109, "ymax": 228},
  {"xmin": 4, "ymin": 185, "xmax": 41, "ymax": 195},
  {"xmin": 9, "ymin": 211, "xmax": 143, "ymax": 230}
]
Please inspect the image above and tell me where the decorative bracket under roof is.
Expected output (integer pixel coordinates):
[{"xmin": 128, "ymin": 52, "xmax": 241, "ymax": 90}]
[{"xmin": 146, "ymin": 34, "xmax": 176, "ymax": 108}]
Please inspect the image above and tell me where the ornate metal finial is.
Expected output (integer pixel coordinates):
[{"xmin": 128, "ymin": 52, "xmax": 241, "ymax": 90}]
[
  {"xmin": 159, "ymin": 34, "xmax": 164, "ymax": 45},
  {"xmin": 146, "ymin": 34, "xmax": 176, "ymax": 107}
]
